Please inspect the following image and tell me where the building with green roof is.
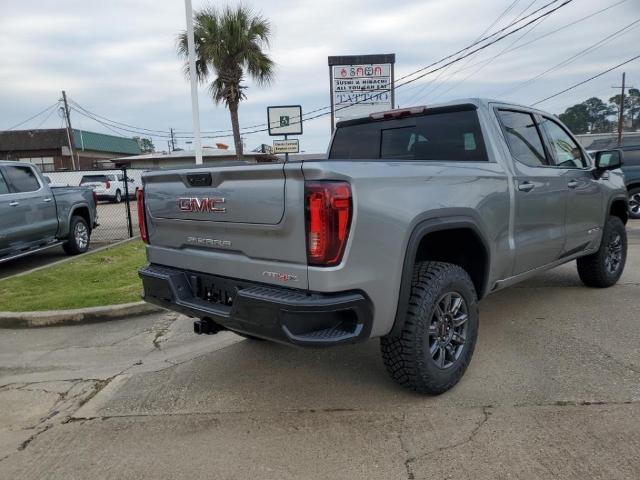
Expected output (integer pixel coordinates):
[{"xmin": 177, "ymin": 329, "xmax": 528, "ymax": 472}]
[{"xmin": 0, "ymin": 128, "xmax": 141, "ymax": 171}]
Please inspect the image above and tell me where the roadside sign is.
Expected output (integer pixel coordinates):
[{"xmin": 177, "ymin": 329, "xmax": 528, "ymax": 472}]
[
  {"xmin": 273, "ymin": 139, "xmax": 299, "ymax": 154},
  {"xmin": 267, "ymin": 105, "xmax": 303, "ymax": 136},
  {"xmin": 328, "ymin": 54, "xmax": 395, "ymax": 131}
]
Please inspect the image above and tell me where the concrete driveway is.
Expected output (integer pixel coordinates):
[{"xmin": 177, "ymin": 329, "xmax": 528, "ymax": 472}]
[{"xmin": 1, "ymin": 222, "xmax": 639, "ymax": 479}]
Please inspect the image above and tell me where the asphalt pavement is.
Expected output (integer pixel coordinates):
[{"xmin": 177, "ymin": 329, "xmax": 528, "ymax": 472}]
[{"xmin": 0, "ymin": 221, "xmax": 639, "ymax": 479}]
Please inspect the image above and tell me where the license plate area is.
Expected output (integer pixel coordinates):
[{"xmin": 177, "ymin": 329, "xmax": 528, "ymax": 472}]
[{"xmin": 187, "ymin": 272, "xmax": 254, "ymax": 308}]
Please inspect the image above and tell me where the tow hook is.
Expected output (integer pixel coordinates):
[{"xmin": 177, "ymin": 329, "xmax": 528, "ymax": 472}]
[{"xmin": 193, "ymin": 318, "xmax": 225, "ymax": 335}]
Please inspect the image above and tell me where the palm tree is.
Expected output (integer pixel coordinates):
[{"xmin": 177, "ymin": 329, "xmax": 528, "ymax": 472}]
[{"xmin": 178, "ymin": 5, "xmax": 274, "ymax": 159}]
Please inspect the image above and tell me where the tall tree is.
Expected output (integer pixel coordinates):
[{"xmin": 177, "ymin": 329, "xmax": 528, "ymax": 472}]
[
  {"xmin": 178, "ymin": 5, "xmax": 275, "ymax": 159},
  {"xmin": 559, "ymin": 104, "xmax": 589, "ymax": 134},
  {"xmin": 582, "ymin": 97, "xmax": 614, "ymax": 133},
  {"xmin": 626, "ymin": 88, "xmax": 640, "ymax": 129},
  {"xmin": 132, "ymin": 136, "xmax": 155, "ymax": 153}
]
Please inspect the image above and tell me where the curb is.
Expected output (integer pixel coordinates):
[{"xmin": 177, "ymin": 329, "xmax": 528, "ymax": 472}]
[{"xmin": 0, "ymin": 301, "xmax": 164, "ymax": 329}]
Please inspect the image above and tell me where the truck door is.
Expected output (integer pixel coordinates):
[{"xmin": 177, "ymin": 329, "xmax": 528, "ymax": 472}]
[
  {"xmin": 0, "ymin": 169, "xmax": 13, "ymax": 253},
  {"xmin": 537, "ymin": 116, "xmax": 603, "ymax": 256},
  {"xmin": 2, "ymin": 164, "xmax": 58, "ymax": 246},
  {"xmin": 495, "ymin": 109, "xmax": 565, "ymax": 275}
]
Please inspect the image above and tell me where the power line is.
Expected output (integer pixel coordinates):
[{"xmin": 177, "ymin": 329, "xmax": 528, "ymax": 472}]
[
  {"xmin": 65, "ymin": 0, "xmax": 574, "ymax": 141},
  {"xmin": 426, "ymin": 0, "xmax": 627, "ymax": 99},
  {"xmin": 5, "ymin": 103, "xmax": 60, "ymax": 130},
  {"xmin": 531, "ymin": 54, "xmax": 640, "ymax": 105},
  {"xmin": 402, "ymin": 0, "xmax": 529, "ymax": 105},
  {"xmin": 499, "ymin": 17, "xmax": 640, "ymax": 96},
  {"xmin": 427, "ymin": 5, "xmax": 548, "ymax": 102},
  {"xmin": 183, "ymin": 0, "xmax": 577, "ymax": 139}
]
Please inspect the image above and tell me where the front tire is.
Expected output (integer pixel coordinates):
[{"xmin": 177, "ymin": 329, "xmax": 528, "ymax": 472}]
[
  {"xmin": 577, "ymin": 216, "xmax": 627, "ymax": 288},
  {"xmin": 380, "ymin": 261, "xmax": 479, "ymax": 395},
  {"xmin": 63, "ymin": 216, "xmax": 91, "ymax": 255},
  {"xmin": 629, "ymin": 188, "xmax": 640, "ymax": 220}
]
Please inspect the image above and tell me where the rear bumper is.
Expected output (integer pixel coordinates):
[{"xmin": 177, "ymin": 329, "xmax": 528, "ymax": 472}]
[{"xmin": 139, "ymin": 264, "xmax": 373, "ymax": 347}]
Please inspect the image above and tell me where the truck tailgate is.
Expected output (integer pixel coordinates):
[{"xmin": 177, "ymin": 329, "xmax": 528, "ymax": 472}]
[{"xmin": 142, "ymin": 162, "xmax": 309, "ymax": 288}]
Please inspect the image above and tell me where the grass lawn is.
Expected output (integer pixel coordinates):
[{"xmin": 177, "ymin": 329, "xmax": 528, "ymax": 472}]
[{"xmin": 0, "ymin": 240, "xmax": 146, "ymax": 312}]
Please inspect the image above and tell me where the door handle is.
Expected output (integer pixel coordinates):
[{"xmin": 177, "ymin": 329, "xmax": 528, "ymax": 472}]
[
  {"xmin": 9, "ymin": 201, "xmax": 19, "ymax": 207},
  {"xmin": 567, "ymin": 180, "xmax": 578, "ymax": 189},
  {"xmin": 517, "ymin": 181, "xmax": 535, "ymax": 192},
  {"xmin": 43, "ymin": 197, "xmax": 53, "ymax": 203}
]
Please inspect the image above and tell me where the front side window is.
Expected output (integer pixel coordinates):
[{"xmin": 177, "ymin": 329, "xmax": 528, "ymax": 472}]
[
  {"xmin": 539, "ymin": 117, "xmax": 586, "ymax": 168},
  {"xmin": 497, "ymin": 110, "xmax": 549, "ymax": 167},
  {"xmin": 0, "ymin": 171, "xmax": 9, "ymax": 195},
  {"xmin": 4, "ymin": 166, "xmax": 40, "ymax": 193}
]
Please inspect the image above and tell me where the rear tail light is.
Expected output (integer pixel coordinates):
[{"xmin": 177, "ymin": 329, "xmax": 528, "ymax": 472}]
[
  {"xmin": 137, "ymin": 188, "xmax": 149, "ymax": 244},
  {"xmin": 105, "ymin": 181, "xmax": 111, "ymax": 189},
  {"xmin": 92, "ymin": 190, "xmax": 97, "ymax": 206},
  {"xmin": 305, "ymin": 181, "xmax": 352, "ymax": 266}
]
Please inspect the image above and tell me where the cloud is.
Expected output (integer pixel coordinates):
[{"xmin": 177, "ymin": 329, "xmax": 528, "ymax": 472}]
[{"xmin": 1, "ymin": 0, "xmax": 639, "ymax": 152}]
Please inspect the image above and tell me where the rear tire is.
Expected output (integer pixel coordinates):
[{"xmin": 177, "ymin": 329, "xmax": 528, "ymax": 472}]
[
  {"xmin": 63, "ymin": 216, "xmax": 91, "ymax": 255},
  {"xmin": 114, "ymin": 190, "xmax": 122, "ymax": 203},
  {"xmin": 577, "ymin": 216, "xmax": 627, "ymax": 288},
  {"xmin": 380, "ymin": 261, "xmax": 479, "ymax": 395},
  {"xmin": 629, "ymin": 188, "xmax": 640, "ymax": 220}
]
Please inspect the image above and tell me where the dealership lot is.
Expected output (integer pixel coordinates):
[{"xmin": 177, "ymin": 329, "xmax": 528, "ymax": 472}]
[{"xmin": 0, "ymin": 221, "xmax": 639, "ymax": 479}]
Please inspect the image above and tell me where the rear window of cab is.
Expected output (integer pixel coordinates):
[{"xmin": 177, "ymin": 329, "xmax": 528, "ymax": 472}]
[{"xmin": 329, "ymin": 108, "xmax": 488, "ymax": 162}]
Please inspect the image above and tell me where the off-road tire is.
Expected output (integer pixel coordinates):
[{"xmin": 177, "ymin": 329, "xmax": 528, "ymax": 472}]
[
  {"xmin": 63, "ymin": 215, "xmax": 91, "ymax": 255},
  {"xmin": 629, "ymin": 187, "xmax": 640, "ymax": 220},
  {"xmin": 577, "ymin": 216, "xmax": 627, "ymax": 288},
  {"xmin": 380, "ymin": 261, "xmax": 479, "ymax": 395}
]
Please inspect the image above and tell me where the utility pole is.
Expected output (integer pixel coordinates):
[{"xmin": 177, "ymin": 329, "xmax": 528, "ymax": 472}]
[
  {"xmin": 61, "ymin": 90, "xmax": 78, "ymax": 170},
  {"xmin": 611, "ymin": 72, "xmax": 632, "ymax": 148},
  {"xmin": 184, "ymin": 0, "xmax": 203, "ymax": 164},
  {"xmin": 170, "ymin": 128, "xmax": 176, "ymax": 152}
]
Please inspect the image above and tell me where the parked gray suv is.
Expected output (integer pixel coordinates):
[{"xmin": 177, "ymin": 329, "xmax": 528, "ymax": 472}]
[
  {"xmin": 137, "ymin": 98, "xmax": 628, "ymax": 394},
  {"xmin": 620, "ymin": 146, "xmax": 640, "ymax": 218}
]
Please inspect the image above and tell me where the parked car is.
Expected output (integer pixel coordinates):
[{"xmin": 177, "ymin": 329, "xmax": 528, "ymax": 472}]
[
  {"xmin": 0, "ymin": 161, "xmax": 98, "ymax": 263},
  {"xmin": 137, "ymin": 98, "xmax": 628, "ymax": 394},
  {"xmin": 79, "ymin": 173, "xmax": 136, "ymax": 203},
  {"xmin": 620, "ymin": 146, "xmax": 640, "ymax": 219}
]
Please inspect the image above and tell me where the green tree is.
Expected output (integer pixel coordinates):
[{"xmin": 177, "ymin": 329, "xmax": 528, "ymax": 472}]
[
  {"xmin": 132, "ymin": 136, "xmax": 155, "ymax": 153},
  {"xmin": 582, "ymin": 97, "xmax": 614, "ymax": 133},
  {"xmin": 178, "ymin": 5, "xmax": 275, "ymax": 159},
  {"xmin": 626, "ymin": 88, "xmax": 640, "ymax": 129},
  {"xmin": 559, "ymin": 104, "xmax": 590, "ymax": 134}
]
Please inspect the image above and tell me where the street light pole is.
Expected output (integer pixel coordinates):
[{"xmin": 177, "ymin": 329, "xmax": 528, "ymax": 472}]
[{"xmin": 185, "ymin": 0, "xmax": 203, "ymax": 165}]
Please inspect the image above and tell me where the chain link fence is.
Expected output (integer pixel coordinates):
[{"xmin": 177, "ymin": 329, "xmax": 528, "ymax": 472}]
[{"xmin": 46, "ymin": 168, "xmax": 146, "ymax": 245}]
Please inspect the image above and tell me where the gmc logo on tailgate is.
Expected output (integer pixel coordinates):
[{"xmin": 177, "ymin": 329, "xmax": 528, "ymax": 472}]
[{"xmin": 178, "ymin": 197, "xmax": 226, "ymax": 213}]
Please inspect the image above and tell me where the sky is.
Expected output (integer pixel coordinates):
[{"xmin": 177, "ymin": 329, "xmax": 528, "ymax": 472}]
[{"xmin": 1, "ymin": 0, "xmax": 639, "ymax": 153}]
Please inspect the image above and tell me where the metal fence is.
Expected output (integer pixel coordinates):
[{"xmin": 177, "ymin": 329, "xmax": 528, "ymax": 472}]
[{"xmin": 46, "ymin": 168, "xmax": 146, "ymax": 245}]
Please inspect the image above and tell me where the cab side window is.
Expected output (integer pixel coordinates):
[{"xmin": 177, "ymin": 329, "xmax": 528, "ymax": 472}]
[
  {"xmin": 0, "ymin": 171, "xmax": 9, "ymax": 195},
  {"xmin": 4, "ymin": 166, "xmax": 40, "ymax": 193},
  {"xmin": 539, "ymin": 117, "xmax": 587, "ymax": 168},
  {"xmin": 497, "ymin": 110, "xmax": 549, "ymax": 167}
]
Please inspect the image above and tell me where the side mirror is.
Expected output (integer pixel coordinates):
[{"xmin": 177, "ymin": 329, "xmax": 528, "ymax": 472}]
[
  {"xmin": 45, "ymin": 176, "xmax": 52, "ymax": 184},
  {"xmin": 595, "ymin": 149, "xmax": 623, "ymax": 171}
]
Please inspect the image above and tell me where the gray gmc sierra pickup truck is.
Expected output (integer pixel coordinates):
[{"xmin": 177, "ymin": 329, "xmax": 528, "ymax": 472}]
[
  {"xmin": 138, "ymin": 98, "xmax": 629, "ymax": 394},
  {"xmin": 0, "ymin": 161, "xmax": 97, "ymax": 263}
]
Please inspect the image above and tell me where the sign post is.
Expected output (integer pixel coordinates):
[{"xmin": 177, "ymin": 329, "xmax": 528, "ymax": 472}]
[
  {"xmin": 267, "ymin": 105, "xmax": 303, "ymax": 163},
  {"xmin": 328, "ymin": 54, "xmax": 395, "ymax": 132}
]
